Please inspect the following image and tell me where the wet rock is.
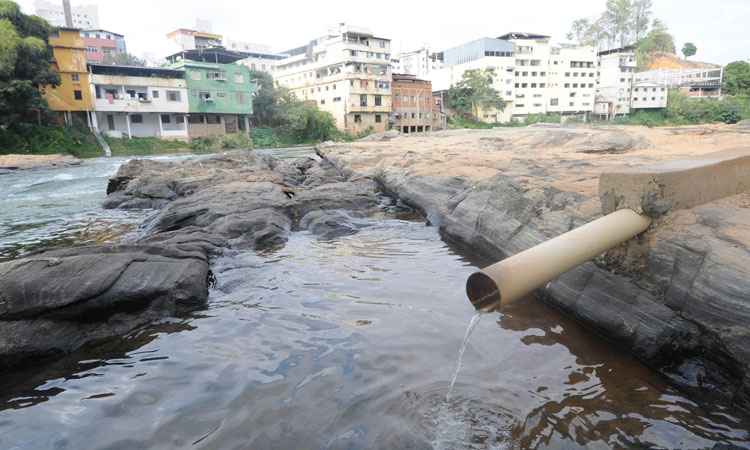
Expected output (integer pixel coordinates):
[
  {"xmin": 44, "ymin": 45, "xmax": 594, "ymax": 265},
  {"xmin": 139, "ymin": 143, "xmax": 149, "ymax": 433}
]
[
  {"xmin": 209, "ymin": 208, "xmax": 291, "ymax": 250},
  {"xmin": 0, "ymin": 245, "xmax": 210, "ymax": 369},
  {"xmin": 292, "ymin": 178, "xmax": 380, "ymax": 218},
  {"xmin": 300, "ymin": 210, "xmax": 360, "ymax": 240}
]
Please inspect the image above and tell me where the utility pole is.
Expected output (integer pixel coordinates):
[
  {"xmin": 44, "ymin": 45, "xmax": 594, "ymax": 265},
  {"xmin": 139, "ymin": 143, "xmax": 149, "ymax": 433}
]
[{"xmin": 62, "ymin": 0, "xmax": 73, "ymax": 27}]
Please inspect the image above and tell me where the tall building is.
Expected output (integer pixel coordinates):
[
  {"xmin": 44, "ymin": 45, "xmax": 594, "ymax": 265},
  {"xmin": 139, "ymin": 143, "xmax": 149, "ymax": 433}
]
[
  {"xmin": 81, "ymin": 29, "xmax": 126, "ymax": 63},
  {"xmin": 274, "ymin": 23, "xmax": 392, "ymax": 134},
  {"xmin": 634, "ymin": 67, "xmax": 722, "ymax": 98},
  {"xmin": 166, "ymin": 48, "xmax": 256, "ymax": 137},
  {"xmin": 41, "ymin": 27, "xmax": 93, "ymax": 125},
  {"xmin": 395, "ymin": 47, "xmax": 443, "ymax": 79},
  {"xmin": 34, "ymin": 0, "xmax": 98, "ymax": 28},
  {"xmin": 499, "ymin": 32, "xmax": 597, "ymax": 121},
  {"xmin": 430, "ymin": 37, "xmax": 517, "ymax": 123}
]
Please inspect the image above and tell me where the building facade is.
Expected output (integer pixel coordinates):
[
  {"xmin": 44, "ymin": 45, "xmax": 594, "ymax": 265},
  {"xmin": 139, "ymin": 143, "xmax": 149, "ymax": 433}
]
[
  {"xmin": 81, "ymin": 29, "xmax": 126, "ymax": 63},
  {"xmin": 35, "ymin": 0, "xmax": 98, "ymax": 28},
  {"xmin": 391, "ymin": 73, "xmax": 444, "ymax": 133},
  {"xmin": 168, "ymin": 50, "xmax": 256, "ymax": 137},
  {"xmin": 634, "ymin": 67, "xmax": 723, "ymax": 97},
  {"xmin": 42, "ymin": 28, "xmax": 94, "ymax": 125},
  {"xmin": 395, "ymin": 47, "xmax": 443, "ymax": 79},
  {"xmin": 431, "ymin": 37, "xmax": 516, "ymax": 123},
  {"xmin": 89, "ymin": 65, "xmax": 190, "ymax": 140},
  {"xmin": 274, "ymin": 24, "xmax": 392, "ymax": 134},
  {"xmin": 167, "ymin": 29, "xmax": 223, "ymax": 51}
]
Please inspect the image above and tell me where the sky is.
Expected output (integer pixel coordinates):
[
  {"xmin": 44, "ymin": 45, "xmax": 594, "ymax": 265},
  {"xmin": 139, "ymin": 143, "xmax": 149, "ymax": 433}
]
[{"xmin": 16, "ymin": 0, "xmax": 750, "ymax": 65}]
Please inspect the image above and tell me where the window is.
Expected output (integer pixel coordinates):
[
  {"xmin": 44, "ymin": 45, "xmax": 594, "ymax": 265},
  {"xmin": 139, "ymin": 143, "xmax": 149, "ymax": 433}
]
[
  {"xmin": 216, "ymin": 91, "xmax": 226, "ymax": 98},
  {"xmin": 333, "ymin": 97, "xmax": 342, "ymax": 102},
  {"xmin": 167, "ymin": 90, "xmax": 181, "ymax": 102},
  {"xmin": 550, "ymin": 98, "xmax": 559, "ymax": 106},
  {"xmin": 188, "ymin": 114, "xmax": 204, "ymax": 124},
  {"xmin": 73, "ymin": 90, "xmax": 82, "ymax": 100},
  {"xmin": 199, "ymin": 91, "xmax": 212, "ymax": 102},
  {"xmin": 374, "ymin": 95, "xmax": 382, "ymax": 106},
  {"xmin": 130, "ymin": 114, "xmax": 143, "ymax": 123},
  {"xmin": 360, "ymin": 94, "xmax": 367, "ymax": 107},
  {"xmin": 531, "ymin": 72, "xmax": 537, "ymax": 77},
  {"xmin": 564, "ymin": 83, "xmax": 570, "ymax": 88},
  {"xmin": 161, "ymin": 114, "xmax": 171, "ymax": 124},
  {"xmin": 375, "ymin": 114, "xmax": 382, "ymax": 123},
  {"xmin": 207, "ymin": 71, "xmax": 226, "ymax": 81},
  {"xmin": 565, "ymin": 72, "xmax": 570, "ymax": 77},
  {"xmin": 152, "ymin": 90, "xmax": 159, "ymax": 99},
  {"xmin": 354, "ymin": 114, "xmax": 362, "ymax": 123},
  {"xmin": 206, "ymin": 115, "xmax": 221, "ymax": 124},
  {"xmin": 71, "ymin": 73, "xmax": 80, "ymax": 82},
  {"xmin": 320, "ymin": 99, "xmax": 326, "ymax": 105},
  {"xmin": 515, "ymin": 104, "xmax": 525, "ymax": 108}
]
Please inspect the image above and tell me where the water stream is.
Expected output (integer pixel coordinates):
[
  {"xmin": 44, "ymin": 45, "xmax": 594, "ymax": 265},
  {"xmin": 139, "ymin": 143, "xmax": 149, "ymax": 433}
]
[
  {"xmin": 0, "ymin": 153, "xmax": 749, "ymax": 449},
  {"xmin": 447, "ymin": 312, "xmax": 483, "ymax": 402}
]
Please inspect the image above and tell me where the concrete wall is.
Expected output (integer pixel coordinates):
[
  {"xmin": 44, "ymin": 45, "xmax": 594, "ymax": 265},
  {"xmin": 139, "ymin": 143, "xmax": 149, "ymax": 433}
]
[{"xmin": 96, "ymin": 112, "xmax": 188, "ymax": 140}]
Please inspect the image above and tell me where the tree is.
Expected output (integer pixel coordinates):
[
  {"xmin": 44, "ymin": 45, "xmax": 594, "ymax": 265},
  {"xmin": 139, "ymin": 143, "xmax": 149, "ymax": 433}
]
[
  {"xmin": 682, "ymin": 42, "xmax": 697, "ymax": 59},
  {"xmin": 636, "ymin": 19, "xmax": 676, "ymax": 68},
  {"xmin": 631, "ymin": 0, "xmax": 653, "ymax": 41},
  {"xmin": 102, "ymin": 52, "xmax": 146, "ymax": 66},
  {"xmin": 603, "ymin": 0, "xmax": 633, "ymax": 47},
  {"xmin": 446, "ymin": 68, "xmax": 504, "ymax": 120},
  {"xmin": 0, "ymin": 0, "xmax": 59, "ymax": 127},
  {"xmin": 567, "ymin": 18, "xmax": 592, "ymax": 44},
  {"xmin": 723, "ymin": 61, "xmax": 750, "ymax": 96}
]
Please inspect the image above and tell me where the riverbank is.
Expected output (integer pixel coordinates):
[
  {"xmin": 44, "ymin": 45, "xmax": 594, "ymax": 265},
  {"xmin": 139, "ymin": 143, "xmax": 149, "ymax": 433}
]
[
  {"xmin": 0, "ymin": 154, "xmax": 82, "ymax": 173},
  {"xmin": 318, "ymin": 123, "xmax": 750, "ymax": 411}
]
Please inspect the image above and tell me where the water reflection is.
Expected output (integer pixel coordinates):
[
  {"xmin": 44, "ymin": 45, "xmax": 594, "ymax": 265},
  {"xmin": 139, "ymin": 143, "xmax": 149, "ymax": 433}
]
[{"xmin": 0, "ymin": 175, "xmax": 748, "ymax": 448}]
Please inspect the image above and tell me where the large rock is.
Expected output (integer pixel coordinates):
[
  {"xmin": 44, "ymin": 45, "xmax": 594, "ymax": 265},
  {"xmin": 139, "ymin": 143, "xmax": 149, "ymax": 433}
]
[{"xmin": 0, "ymin": 245, "xmax": 210, "ymax": 369}]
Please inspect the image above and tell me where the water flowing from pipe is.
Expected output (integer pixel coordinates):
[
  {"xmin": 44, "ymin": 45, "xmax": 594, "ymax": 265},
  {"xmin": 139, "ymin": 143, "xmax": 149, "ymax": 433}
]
[{"xmin": 447, "ymin": 312, "xmax": 483, "ymax": 401}]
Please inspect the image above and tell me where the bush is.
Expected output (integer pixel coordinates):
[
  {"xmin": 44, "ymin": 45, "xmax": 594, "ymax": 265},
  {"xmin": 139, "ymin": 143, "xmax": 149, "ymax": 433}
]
[
  {"xmin": 104, "ymin": 136, "xmax": 188, "ymax": 156},
  {"xmin": 0, "ymin": 124, "xmax": 101, "ymax": 157},
  {"xmin": 189, "ymin": 133, "xmax": 253, "ymax": 152},
  {"xmin": 447, "ymin": 116, "xmax": 495, "ymax": 129}
]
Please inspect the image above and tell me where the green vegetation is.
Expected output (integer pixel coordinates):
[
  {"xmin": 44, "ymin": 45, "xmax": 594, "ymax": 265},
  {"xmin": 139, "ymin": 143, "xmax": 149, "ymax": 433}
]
[
  {"xmin": 189, "ymin": 133, "xmax": 254, "ymax": 152},
  {"xmin": 682, "ymin": 42, "xmax": 697, "ymax": 60},
  {"xmin": 567, "ymin": 0, "xmax": 677, "ymax": 68},
  {"xmin": 101, "ymin": 52, "xmax": 147, "ymax": 67},
  {"xmin": 0, "ymin": 1, "xmax": 58, "ymax": 132},
  {"xmin": 611, "ymin": 90, "xmax": 749, "ymax": 126},
  {"xmin": 0, "ymin": 124, "xmax": 101, "ymax": 157},
  {"xmin": 445, "ymin": 68, "xmax": 505, "ymax": 121},
  {"xmin": 247, "ymin": 70, "xmax": 343, "ymax": 146},
  {"xmin": 105, "ymin": 136, "xmax": 189, "ymax": 156},
  {"xmin": 447, "ymin": 116, "xmax": 495, "ymax": 130},
  {"xmin": 723, "ymin": 61, "xmax": 750, "ymax": 97}
]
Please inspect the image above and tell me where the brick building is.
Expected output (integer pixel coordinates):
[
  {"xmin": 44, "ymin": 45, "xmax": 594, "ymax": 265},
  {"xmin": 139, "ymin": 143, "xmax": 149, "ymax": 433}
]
[{"xmin": 391, "ymin": 73, "xmax": 443, "ymax": 133}]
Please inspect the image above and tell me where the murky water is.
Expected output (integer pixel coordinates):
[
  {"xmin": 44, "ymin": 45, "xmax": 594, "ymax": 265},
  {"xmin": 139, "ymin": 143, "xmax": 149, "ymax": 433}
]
[{"xmin": 0, "ymin": 154, "xmax": 749, "ymax": 449}]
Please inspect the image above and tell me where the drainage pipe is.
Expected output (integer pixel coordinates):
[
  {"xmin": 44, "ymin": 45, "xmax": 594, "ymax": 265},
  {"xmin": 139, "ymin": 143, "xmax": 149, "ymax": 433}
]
[{"xmin": 466, "ymin": 208, "xmax": 651, "ymax": 311}]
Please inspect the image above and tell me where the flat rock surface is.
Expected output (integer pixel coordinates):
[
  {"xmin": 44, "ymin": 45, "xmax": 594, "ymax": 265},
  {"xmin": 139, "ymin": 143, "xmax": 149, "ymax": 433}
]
[
  {"xmin": 319, "ymin": 124, "xmax": 750, "ymax": 410},
  {"xmin": 0, "ymin": 154, "xmax": 81, "ymax": 173}
]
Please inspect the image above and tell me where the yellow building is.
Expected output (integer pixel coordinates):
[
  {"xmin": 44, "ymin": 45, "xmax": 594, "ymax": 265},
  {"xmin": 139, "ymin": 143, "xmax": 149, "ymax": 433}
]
[{"xmin": 42, "ymin": 27, "xmax": 93, "ymax": 124}]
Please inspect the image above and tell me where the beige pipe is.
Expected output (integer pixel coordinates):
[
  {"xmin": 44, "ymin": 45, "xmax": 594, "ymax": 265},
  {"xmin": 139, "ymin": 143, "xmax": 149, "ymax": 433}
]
[{"xmin": 466, "ymin": 208, "xmax": 652, "ymax": 311}]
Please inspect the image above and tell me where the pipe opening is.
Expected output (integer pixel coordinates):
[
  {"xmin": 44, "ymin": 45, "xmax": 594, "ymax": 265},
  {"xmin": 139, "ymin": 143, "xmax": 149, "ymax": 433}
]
[{"xmin": 466, "ymin": 271, "xmax": 501, "ymax": 312}]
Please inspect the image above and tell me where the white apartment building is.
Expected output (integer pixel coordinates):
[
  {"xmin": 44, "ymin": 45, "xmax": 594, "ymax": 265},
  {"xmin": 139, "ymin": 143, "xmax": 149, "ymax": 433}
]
[
  {"xmin": 89, "ymin": 65, "xmax": 190, "ymax": 140},
  {"xmin": 430, "ymin": 38, "xmax": 516, "ymax": 123},
  {"xmin": 35, "ymin": 0, "xmax": 98, "ymax": 28},
  {"xmin": 430, "ymin": 33, "xmax": 598, "ymax": 123},
  {"xmin": 274, "ymin": 23, "xmax": 392, "ymax": 134},
  {"xmin": 500, "ymin": 33, "xmax": 597, "ymax": 121},
  {"xmin": 395, "ymin": 47, "xmax": 444, "ymax": 79}
]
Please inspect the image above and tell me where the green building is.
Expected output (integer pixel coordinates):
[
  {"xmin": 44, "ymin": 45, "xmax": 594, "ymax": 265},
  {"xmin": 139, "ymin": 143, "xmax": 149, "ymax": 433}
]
[{"xmin": 167, "ymin": 48, "xmax": 257, "ymax": 138}]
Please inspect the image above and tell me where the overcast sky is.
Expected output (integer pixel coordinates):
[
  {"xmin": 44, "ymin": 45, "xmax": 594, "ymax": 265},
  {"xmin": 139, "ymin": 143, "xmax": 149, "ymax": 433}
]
[{"xmin": 16, "ymin": 0, "xmax": 750, "ymax": 65}]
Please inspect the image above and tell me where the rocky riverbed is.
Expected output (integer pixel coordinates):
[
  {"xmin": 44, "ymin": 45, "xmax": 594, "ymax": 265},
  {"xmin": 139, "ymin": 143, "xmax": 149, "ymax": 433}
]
[
  {"xmin": 0, "ymin": 151, "xmax": 384, "ymax": 370},
  {"xmin": 319, "ymin": 123, "xmax": 750, "ymax": 411},
  {"xmin": 1, "ymin": 133, "xmax": 749, "ymax": 448}
]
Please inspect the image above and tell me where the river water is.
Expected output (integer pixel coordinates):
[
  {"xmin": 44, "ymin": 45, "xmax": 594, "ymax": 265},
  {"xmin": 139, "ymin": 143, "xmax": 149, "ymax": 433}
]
[{"xmin": 0, "ymin": 153, "xmax": 748, "ymax": 449}]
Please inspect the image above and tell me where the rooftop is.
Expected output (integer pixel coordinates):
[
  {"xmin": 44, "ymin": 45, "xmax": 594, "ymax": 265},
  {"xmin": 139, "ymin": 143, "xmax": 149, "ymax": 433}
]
[
  {"xmin": 88, "ymin": 64, "xmax": 185, "ymax": 79},
  {"xmin": 166, "ymin": 47, "xmax": 249, "ymax": 65},
  {"xmin": 497, "ymin": 32, "xmax": 550, "ymax": 40}
]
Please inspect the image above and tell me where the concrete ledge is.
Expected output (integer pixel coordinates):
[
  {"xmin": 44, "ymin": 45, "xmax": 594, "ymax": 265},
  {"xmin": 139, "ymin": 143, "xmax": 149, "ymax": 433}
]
[{"xmin": 599, "ymin": 148, "xmax": 750, "ymax": 216}]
